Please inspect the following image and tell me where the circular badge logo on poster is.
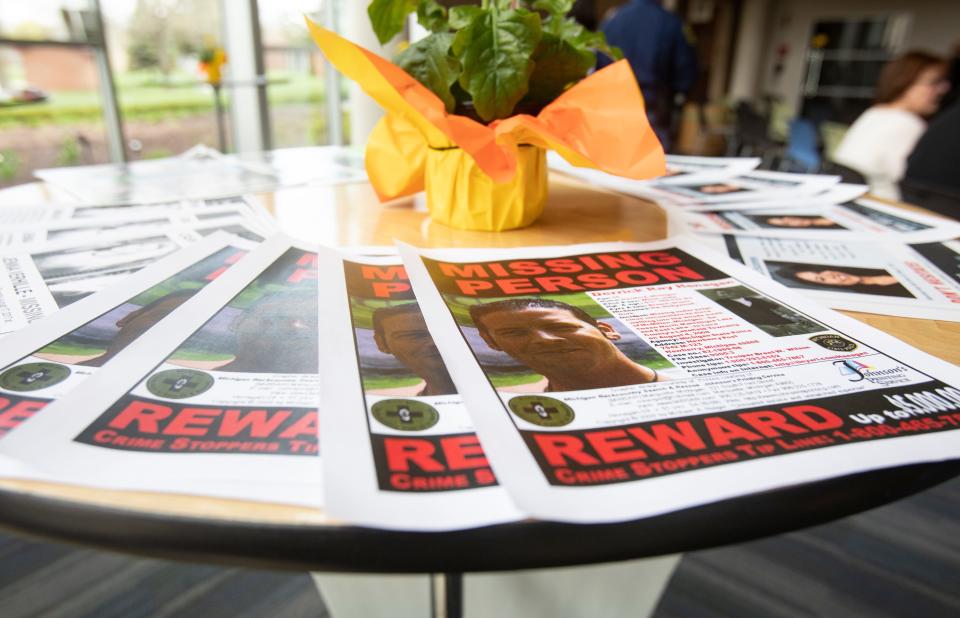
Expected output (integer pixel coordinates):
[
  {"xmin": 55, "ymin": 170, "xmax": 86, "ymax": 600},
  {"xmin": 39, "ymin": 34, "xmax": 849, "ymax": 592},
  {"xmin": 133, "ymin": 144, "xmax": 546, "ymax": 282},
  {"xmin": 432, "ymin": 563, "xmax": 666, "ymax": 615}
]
[
  {"xmin": 371, "ymin": 399, "xmax": 440, "ymax": 431},
  {"xmin": 146, "ymin": 369, "xmax": 215, "ymax": 399},
  {"xmin": 809, "ymin": 333, "xmax": 858, "ymax": 352},
  {"xmin": 508, "ymin": 395, "xmax": 575, "ymax": 427},
  {"xmin": 0, "ymin": 362, "xmax": 70, "ymax": 392}
]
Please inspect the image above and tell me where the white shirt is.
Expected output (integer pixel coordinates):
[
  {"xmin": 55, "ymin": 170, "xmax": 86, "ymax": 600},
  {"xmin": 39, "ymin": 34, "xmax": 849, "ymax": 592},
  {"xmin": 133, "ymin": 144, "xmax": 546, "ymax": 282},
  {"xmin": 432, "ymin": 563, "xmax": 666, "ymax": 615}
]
[{"xmin": 833, "ymin": 106, "xmax": 926, "ymax": 201}]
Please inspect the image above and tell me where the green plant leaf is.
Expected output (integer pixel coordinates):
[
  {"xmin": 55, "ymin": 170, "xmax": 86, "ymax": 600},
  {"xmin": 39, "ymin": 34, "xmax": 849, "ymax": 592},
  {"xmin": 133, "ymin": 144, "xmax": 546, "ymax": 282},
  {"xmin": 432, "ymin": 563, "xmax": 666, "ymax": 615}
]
[
  {"xmin": 573, "ymin": 27, "xmax": 623, "ymax": 59},
  {"xmin": 368, "ymin": 0, "xmax": 418, "ymax": 45},
  {"xmin": 452, "ymin": 6, "xmax": 542, "ymax": 121},
  {"xmin": 524, "ymin": 32, "xmax": 595, "ymax": 106},
  {"xmin": 449, "ymin": 5, "xmax": 482, "ymax": 29},
  {"xmin": 395, "ymin": 33, "xmax": 461, "ymax": 112},
  {"xmin": 416, "ymin": 0, "xmax": 447, "ymax": 33},
  {"xmin": 532, "ymin": 0, "xmax": 573, "ymax": 18},
  {"xmin": 544, "ymin": 15, "xmax": 622, "ymax": 59}
]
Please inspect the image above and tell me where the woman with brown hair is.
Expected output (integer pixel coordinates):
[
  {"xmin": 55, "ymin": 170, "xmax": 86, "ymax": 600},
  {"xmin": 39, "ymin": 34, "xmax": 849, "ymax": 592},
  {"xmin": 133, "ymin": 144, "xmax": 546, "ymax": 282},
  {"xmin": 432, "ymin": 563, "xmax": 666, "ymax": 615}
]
[{"xmin": 834, "ymin": 51, "xmax": 950, "ymax": 200}]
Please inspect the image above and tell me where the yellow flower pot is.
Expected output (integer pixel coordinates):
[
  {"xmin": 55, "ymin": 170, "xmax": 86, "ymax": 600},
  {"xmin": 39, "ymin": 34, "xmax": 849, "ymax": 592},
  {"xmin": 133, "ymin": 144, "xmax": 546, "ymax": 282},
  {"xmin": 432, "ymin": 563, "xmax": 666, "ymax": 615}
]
[{"xmin": 424, "ymin": 144, "xmax": 548, "ymax": 232}]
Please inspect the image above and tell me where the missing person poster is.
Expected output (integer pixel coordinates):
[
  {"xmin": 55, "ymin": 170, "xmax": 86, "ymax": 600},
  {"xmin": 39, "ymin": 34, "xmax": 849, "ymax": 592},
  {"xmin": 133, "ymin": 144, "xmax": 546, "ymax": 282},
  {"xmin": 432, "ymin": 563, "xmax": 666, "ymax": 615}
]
[
  {"xmin": 712, "ymin": 235, "xmax": 960, "ymax": 321},
  {"xmin": 657, "ymin": 155, "xmax": 762, "ymax": 183},
  {"xmin": 0, "ymin": 235, "xmax": 323, "ymax": 507},
  {"xmin": 401, "ymin": 240, "xmax": 960, "ymax": 523},
  {"xmin": 0, "ymin": 202, "xmax": 72, "ymax": 227},
  {"xmin": 36, "ymin": 145, "xmax": 366, "ymax": 205},
  {"xmin": 641, "ymin": 170, "xmax": 842, "ymax": 206},
  {"xmin": 680, "ymin": 198, "xmax": 960, "ymax": 239},
  {"xmin": 318, "ymin": 250, "xmax": 520, "ymax": 529},
  {"xmin": 549, "ymin": 152, "xmax": 761, "ymax": 189},
  {"xmin": 0, "ymin": 196, "xmax": 274, "ymax": 250},
  {"xmin": 0, "ymin": 253, "xmax": 58, "ymax": 336},
  {"xmin": 0, "ymin": 230, "xmax": 195, "ymax": 317},
  {"xmin": 0, "ymin": 233, "xmax": 250, "ymax": 444}
]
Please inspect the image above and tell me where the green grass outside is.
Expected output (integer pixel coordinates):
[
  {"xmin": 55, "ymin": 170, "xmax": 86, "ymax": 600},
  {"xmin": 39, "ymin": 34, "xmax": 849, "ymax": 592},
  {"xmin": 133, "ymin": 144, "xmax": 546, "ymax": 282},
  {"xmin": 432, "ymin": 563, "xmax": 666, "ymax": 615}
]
[
  {"xmin": 168, "ymin": 350, "xmax": 234, "ymax": 362},
  {"xmin": 361, "ymin": 375, "xmax": 423, "ymax": 390},
  {"xmin": 37, "ymin": 342, "xmax": 104, "ymax": 357},
  {"xmin": 489, "ymin": 372, "xmax": 545, "ymax": 388},
  {"xmin": 0, "ymin": 70, "xmax": 325, "ymax": 128}
]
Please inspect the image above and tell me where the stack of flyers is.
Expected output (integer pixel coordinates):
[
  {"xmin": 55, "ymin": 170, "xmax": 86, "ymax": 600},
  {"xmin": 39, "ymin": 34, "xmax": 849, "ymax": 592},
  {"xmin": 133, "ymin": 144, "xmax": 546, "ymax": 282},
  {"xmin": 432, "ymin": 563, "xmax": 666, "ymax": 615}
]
[
  {"xmin": 0, "ymin": 196, "xmax": 273, "ymax": 334},
  {"xmin": 397, "ymin": 240, "xmax": 960, "ymax": 523},
  {"xmin": 706, "ymin": 234, "xmax": 960, "ymax": 321},
  {"xmin": 549, "ymin": 152, "xmax": 762, "ymax": 188},
  {"xmin": 36, "ymin": 145, "xmax": 366, "ymax": 206},
  {"xmin": 1, "ymin": 235, "xmax": 322, "ymax": 506},
  {"xmin": 317, "ymin": 251, "xmax": 520, "ymax": 529},
  {"xmin": 639, "ymin": 170, "xmax": 842, "ymax": 207},
  {"xmin": 675, "ymin": 197, "xmax": 960, "ymax": 239},
  {"xmin": 1, "ymin": 235, "xmax": 959, "ymax": 529}
]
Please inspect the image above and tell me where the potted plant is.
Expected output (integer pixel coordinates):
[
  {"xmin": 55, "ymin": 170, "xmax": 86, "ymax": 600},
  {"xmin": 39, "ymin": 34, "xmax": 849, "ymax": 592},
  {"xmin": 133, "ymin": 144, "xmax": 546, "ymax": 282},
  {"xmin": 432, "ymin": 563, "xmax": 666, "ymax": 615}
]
[
  {"xmin": 307, "ymin": 2, "xmax": 665, "ymax": 231},
  {"xmin": 370, "ymin": 0, "xmax": 621, "ymax": 122}
]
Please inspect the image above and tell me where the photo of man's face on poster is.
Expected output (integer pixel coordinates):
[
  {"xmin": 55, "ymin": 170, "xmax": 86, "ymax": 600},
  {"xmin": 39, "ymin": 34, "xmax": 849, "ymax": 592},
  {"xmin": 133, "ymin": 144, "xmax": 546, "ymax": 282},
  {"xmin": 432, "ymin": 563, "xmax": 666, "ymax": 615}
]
[
  {"xmin": 464, "ymin": 297, "xmax": 671, "ymax": 393},
  {"xmin": 368, "ymin": 302, "xmax": 457, "ymax": 397},
  {"xmin": 215, "ymin": 289, "xmax": 319, "ymax": 374}
]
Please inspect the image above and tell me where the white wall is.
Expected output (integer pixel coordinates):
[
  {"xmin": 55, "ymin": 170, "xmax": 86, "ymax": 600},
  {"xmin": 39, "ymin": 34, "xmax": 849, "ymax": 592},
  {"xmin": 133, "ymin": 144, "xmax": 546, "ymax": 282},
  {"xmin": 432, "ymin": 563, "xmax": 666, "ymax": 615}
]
[{"xmin": 732, "ymin": 0, "xmax": 960, "ymax": 110}]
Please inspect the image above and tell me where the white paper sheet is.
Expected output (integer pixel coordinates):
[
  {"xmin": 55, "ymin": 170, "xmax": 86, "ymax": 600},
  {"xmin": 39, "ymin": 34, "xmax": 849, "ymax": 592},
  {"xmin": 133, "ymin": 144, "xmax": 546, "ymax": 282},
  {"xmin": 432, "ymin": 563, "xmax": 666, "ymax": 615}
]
[
  {"xmin": 678, "ymin": 197, "xmax": 960, "ymax": 239},
  {"xmin": 36, "ymin": 146, "xmax": 366, "ymax": 205},
  {"xmin": 709, "ymin": 234, "xmax": 960, "ymax": 321},
  {"xmin": 639, "ymin": 170, "xmax": 842, "ymax": 206},
  {"xmin": 318, "ymin": 250, "xmax": 521, "ymax": 530},
  {"xmin": 0, "ymin": 233, "xmax": 251, "ymax": 446},
  {"xmin": 400, "ymin": 239, "xmax": 960, "ymax": 524},
  {"xmin": 0, "ymin": 235, "xmax": 323, "ymax": 508},
  {"xmin": 548, "ymin": 152, "xmax": 761, "ymax": 187}
]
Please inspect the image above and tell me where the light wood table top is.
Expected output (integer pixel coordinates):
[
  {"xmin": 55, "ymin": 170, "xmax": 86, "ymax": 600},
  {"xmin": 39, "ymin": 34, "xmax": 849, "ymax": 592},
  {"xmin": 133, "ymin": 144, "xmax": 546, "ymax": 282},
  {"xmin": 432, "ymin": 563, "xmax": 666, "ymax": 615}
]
[{"xmin": 0, "ymin": 174, "xmax": 957, "ymax": 572}]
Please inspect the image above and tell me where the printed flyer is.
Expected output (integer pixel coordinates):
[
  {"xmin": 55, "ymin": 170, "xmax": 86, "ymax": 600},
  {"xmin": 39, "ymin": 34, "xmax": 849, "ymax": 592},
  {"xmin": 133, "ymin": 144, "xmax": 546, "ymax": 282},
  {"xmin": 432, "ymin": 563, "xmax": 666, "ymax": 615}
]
[
  {"xmin": 318, "ymin": 250, "xmax": 520, "ymax": 529},
  {"xmin": 0, "ymin": 230, "xmax": 192, "ymax": 335},
  {"xmin": 549, "ymin": 152, "xmax": 761, "ymax": 188},
  {"xmin": 0, "ymin": 217, "xmax": 267, "ymax": 319},
  {"xmin": 657, "ymin": 155, "xmax": 762, "ymax": 184},
  {"xmin": 401, "ymin": 240, "xmax": 960, "ymax": 523},
  {"xmin": 0, "ymin": 202, "xmax": 73, "ymax": 227},
  {"xmin": 0, "ymin": 253, "xmax": 59, "ymax": 337},
  {"xmin": 36, "ymin": 145, "xmax": 366, "ymax": 205},
  {"xmin": 640, "ymin": 170, "xmax": 841, "ymax": 206},
  {"xmin": 1, "ymin": 235, "xmax": 323, "ymax": 506},
  {"xmin": 712, "ymin": 235, "xmax": 960, "ymax": 321},
  {"xmin": 0, "ymin": 196, "xmax": 274, "ymax": 250},
  {"xmin": 676, "ymin": 183, "xmax": 867, "ymax": 213},
  {"xmin": 679, "ymin": 198, "xmax": 960, "ymax": 239},
  {"xmin": 0, "ymin": 233, "xmax": 250, "ymax": 443}
]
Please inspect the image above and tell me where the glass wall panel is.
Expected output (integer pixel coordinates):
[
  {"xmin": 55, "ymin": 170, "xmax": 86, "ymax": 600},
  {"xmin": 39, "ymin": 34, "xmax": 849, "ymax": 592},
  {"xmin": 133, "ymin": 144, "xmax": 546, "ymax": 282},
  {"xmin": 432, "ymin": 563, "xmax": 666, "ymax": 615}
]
[
  {"xmin": 0, "ymin": 41, "xmax": 110, "ymax": 188},
  {"xmin": 100, "ymin": 0, "xmax": 227, "ymax": 159},
  {"xmin": 259, "ymin": 0, "xmax": 341, "ymax": 147}
]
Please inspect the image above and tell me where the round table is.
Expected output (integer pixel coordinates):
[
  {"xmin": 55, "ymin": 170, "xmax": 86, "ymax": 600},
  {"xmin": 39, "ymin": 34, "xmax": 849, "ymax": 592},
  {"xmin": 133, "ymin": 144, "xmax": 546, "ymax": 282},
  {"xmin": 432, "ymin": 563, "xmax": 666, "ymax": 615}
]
[{"xmin": 0, "ymin": 174, "xmax": 957, "ymax": 576}]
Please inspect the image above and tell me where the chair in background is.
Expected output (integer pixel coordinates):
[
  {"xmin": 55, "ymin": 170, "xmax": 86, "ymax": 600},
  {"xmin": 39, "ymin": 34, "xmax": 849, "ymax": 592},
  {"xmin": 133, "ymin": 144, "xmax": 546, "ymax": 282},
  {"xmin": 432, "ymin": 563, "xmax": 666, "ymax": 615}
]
[
  {"xmin": 781, "ymin": 118, "xmax": 821, "ymax": 173},
  {"xmin": 728, "ymin": 102, "xmax": 782, "ymax": 167}
]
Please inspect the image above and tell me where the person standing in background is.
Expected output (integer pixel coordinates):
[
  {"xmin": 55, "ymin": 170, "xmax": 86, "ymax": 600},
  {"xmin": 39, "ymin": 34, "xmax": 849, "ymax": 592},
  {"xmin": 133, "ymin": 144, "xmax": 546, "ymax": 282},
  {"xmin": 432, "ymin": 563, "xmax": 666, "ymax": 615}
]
[
  {"xmin": 833, "ymin": 51, "xmax": 949, "ymax": 201},
  {"xmin": 596, "ymin": 0, "xmax": 698, "ymax": 149},
  {"xmin": 934, "ymin": 42, "xmax": 960, "ymax": 113}
]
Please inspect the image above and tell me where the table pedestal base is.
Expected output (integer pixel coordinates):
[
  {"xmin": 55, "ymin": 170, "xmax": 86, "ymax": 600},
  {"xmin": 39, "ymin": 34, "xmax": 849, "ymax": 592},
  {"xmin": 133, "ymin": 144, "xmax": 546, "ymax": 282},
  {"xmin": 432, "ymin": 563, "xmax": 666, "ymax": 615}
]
[{"xmin": 312, "ymin": 554, "xmax": 681, "ymax": 618}]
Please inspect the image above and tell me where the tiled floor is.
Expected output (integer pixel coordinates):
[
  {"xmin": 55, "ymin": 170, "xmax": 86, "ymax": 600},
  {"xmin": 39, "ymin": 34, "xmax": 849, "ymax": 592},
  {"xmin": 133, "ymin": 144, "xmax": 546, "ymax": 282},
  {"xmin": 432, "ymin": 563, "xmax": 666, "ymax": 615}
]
[{"xmin": 0, "ymin": 476, "xmax": 956, "ymax": 617}]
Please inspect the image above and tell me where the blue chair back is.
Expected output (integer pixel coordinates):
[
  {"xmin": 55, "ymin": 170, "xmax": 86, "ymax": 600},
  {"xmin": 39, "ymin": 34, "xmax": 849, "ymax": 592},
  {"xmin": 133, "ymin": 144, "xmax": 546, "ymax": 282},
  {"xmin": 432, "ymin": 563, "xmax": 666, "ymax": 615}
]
[{"xmin": 784, "ymin": 118, "xmax": 821, "ymax": 172}]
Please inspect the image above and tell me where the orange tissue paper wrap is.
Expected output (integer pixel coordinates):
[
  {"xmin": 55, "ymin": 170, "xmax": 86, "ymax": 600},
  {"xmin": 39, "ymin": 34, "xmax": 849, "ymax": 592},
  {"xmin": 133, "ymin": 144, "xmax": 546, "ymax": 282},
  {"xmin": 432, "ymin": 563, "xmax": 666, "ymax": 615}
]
[{"xmin": 306, "ymin": 18, "xmax": 665, "ymax": 231}]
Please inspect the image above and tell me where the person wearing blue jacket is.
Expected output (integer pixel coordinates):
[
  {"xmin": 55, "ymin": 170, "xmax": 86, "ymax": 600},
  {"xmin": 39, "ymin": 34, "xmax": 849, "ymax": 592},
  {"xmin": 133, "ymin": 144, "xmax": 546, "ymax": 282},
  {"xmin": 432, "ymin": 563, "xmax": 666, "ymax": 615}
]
[{"xmin": 597, "ymin": 0, "xmax": 698, "ymax": 148}]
